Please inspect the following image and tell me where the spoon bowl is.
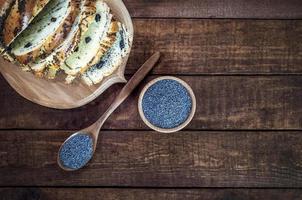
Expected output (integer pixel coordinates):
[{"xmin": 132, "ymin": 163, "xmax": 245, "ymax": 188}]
[
  {"xmin": 57, "ymin": 52, "xmax": 160, "ymax": 171},
  {"xmin": 57, "ymin": 131, "xmax": 96, "ymax": 171}
]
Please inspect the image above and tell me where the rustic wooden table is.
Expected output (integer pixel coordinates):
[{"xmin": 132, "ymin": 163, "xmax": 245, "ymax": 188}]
[{"xmin": 1, "ymin": 0, "xmax": 302, "ymax": 199}]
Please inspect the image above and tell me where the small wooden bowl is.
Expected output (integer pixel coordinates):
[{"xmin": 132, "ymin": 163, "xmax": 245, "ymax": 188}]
[
  {"xmin": 0, "ymin": 0, "xmax": 133, "ymax": 109},
  {"xmin": 138, "ymin": 76, "xmax": 196, "ymax": 133}
]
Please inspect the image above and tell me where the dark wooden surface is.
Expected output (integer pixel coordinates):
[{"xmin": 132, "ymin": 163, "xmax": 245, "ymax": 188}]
[
  {"xmin": 124, "ymin": 0, "xmax": 302, "ymax": 19},
  {"xmin": 1, "ymin": 75, "xmax": 302, "ymax": 130},
  {"xmin": 1, "ymin": 188, "xmax": 302, "ymax": 200},
  {"xmin": 1, "ymin": 0, "xmax": 302, "ymax": 199},
  {"xmin": 1, "ymin": 130, "xmax": 302, "ymax": 187},
  {"xmin": 128, "ymin": 19, "xmax": 302, "ymax": 75}
]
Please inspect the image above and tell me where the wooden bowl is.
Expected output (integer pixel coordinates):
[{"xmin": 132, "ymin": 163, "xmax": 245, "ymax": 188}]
[
  {"xmin": 0, "ymin": 0, "xmax": 133, "ymax": 109},
  {"xmin": 138, "ymin": 76, "xmax": 196, "ymax": 133}
]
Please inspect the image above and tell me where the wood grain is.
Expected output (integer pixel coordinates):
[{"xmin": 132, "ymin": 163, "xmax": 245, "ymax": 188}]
[
  {"xmin": 1, "ymin": 75, "xmax": 302, "ymax": 130},
  {"xmin": 124, "ymin": 0, "xmax": 302, "ymax": 19},
  {"xmin": 127, "ymin": 19, "xmax": 302, "ymax": 75},
  {"xmin": 1, "ymin": 130, "xmax": 302, "ymax": 187},
  {"xmin": 1, "ymin": 188, "xmax": 302, "ymax": 200},
  {"xmin": 0, "ymin": 0, "xmax": 301, "ymax": 195}
]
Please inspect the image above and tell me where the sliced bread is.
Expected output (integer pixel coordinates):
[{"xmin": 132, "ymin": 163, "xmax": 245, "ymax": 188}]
[
  {"xmin": 0, "ymin": 0, "xmax": 15, "ymax": 53},
  {"xmin": 15, "ymin": 0, "xmax": 83, "ymax": 68},
  {"xmin": 3, "ymin": 0, "xmax": 51, "ymax": 48},
  {"xmin": 61, "ymin": 1, "xmax": 112, "ymax": 77},
  {"xmin": 31, "ymin": 0, "xmax": 98, "ymax": 78},
  {"xmin": 82, "ymin": 23, "xmax": 131, "ymax": 86},
  {"xmin": 9, "ymin": 0, "xmax": 72, "ymax": 56},
  {"xmin": 65, "ymin": 19, "xmax": 120, "ymax": 83}
]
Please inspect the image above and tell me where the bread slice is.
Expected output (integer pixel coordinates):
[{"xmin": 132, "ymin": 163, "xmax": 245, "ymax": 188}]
[
  {"xmin": 65, "ymin": 19, "xmax": 119, "ymax": 83},
  {"xmin": 14, "ymin": 0, "xmax": 83, "ymax": 68},
  {"xmin": 86, "ymin": 20, "xmax": 120, "ymax": 68},
  {"xmin": 2, "ymin": 0, "xmax": 51, "ymax": 48},
  {"xmin": 30, "ymin": 0, "xmax": 98, "ymax": 78},
  {"xmin": 0, "ymin": 0, "xmax": 15, "ymax": 53},
  {"xmin": 9, "ymin": 0, "xmax": 72, "ymax": 56},
  {"xmin": 82, "ymin": 23, "xmax": 131, "ymax": 86},
  {"xmin": 61, "ymin": 1, "xmax": 112, "ymax": 77}
]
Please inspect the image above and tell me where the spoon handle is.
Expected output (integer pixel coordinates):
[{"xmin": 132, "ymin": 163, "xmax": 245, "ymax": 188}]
[{"xmin": 95, "ymin": 52, "xmax": 160, "ymax": 130}]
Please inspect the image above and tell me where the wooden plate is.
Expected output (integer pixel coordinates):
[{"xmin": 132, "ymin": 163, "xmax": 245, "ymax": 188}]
[{"xmin": 0, "ymin": 0, "xmax": 133, "ymax": 109}]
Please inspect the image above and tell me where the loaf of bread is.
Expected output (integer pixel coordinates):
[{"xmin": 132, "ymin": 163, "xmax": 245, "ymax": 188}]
[{"xmin": 0, "ymin": 0, "xmax": 131, "ymax": 85}]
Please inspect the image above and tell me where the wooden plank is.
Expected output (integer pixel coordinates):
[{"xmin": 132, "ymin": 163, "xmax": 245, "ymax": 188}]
[
  {"xmin": 1, "ymin": 188, "xmax": 302, "ymax": 200},
  {"xmin": 128, "ymin": 19, "xmax": 302, "ymax": 75},
  {"xmin": 124, "ymin": 0, "xmax": 302, "ymax": 19},
  {"xmin": 1, "ymin": 20, "xmax": 301, "ymax": 76},
  {"xmin": 1, "ymin": 130, "xmax": 302, "ymax": 187},
  {"xmin": 1, "ymin": 75, "xmax": 302, "ymax": 130},
  {"xmin": 3, "ymin": 20, "xmax": 300, "ymax": 77}
]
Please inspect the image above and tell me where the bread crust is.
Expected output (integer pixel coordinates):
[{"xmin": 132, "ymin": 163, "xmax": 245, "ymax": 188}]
[
  {"xmin": 30, "ymin": 0, "xmax": 97, "ymax": 78},
  {"xmin": 61, "ymin": 1, "xmax": 112, "ymax": 77},
  {"xmin": 0, "ymin": 0, "xmax": 15, "ymax": 53},
  {"xmin": 3, "ymin": 0, "xmax": 51, "ymax": 46},
  {"xmin": 15, "ymin": 0, "xmax": 81, "ymax": 66}
]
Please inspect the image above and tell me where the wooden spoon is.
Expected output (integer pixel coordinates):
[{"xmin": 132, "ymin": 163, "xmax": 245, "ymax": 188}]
[{"xmin": 58, "ymin": 52, "xmax": 160, "ymax": 171}]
